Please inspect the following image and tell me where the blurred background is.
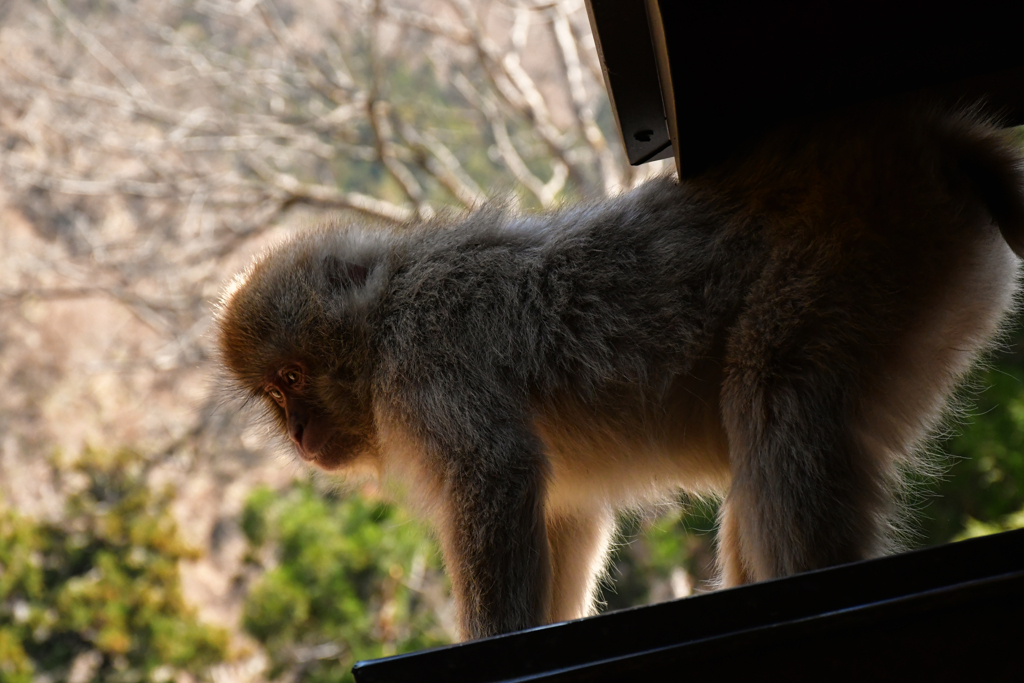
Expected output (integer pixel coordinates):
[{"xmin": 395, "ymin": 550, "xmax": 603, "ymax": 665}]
[{"xmin": 0, "ymin": 1, "xmax": 1022, "ymax": 681}]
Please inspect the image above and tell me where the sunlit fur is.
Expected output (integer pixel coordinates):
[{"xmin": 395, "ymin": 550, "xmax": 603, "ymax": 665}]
[{"xmin": 217, "ymin": 103, "xmax": 1024, "ymax": 640}]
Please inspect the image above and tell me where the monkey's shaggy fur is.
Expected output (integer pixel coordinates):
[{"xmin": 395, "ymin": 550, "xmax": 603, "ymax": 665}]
[{"xmin": 219, "ymin": 104, "xmax": 1024, "ymax": 639}]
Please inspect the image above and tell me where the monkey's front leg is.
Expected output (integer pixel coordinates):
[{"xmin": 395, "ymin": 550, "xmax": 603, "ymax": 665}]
[{"xmin": 436, "ymin": 437, "xmax": 552, "ymax": 640}]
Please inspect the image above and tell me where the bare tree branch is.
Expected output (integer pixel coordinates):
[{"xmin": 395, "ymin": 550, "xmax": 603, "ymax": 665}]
[
  {"xmin": 549, "ymin": 3, "xmax": 624, "ymax": 195},
  {"xmin": 455, "ymin": 73, "xmax": 565, "ymax": 207},
  {"xmin": 448, "ymin": 0, "xmax": 595, "ymax": 196},
  {"xmin": 401, "ymin": 124, "xmax": 487, "ymax": 209},
  {"xmin": 46, "ymin": 0, "xmax": 151, "ymax": 103},
  {"xmin": 0, "ymin": 0, "xmax": 627, "ymax": 496}
]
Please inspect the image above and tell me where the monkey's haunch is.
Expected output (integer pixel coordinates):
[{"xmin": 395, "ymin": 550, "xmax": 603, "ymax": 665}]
[{"xmin": 217, "ymin": 104, "xmax": 1024, "ymax": 640}]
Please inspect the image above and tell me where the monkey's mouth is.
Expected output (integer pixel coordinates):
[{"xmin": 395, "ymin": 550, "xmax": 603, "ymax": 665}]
[
  {"xmin": 293, "ymin": 443, "xmax": 334, "ymax": 470},
  {"xmin": 294, "ymin": 431, "xmax": 363, "ymax": 471},
  {"xmin": 293, "ymin": 444, "xmax": 321, "ymax": 463}
]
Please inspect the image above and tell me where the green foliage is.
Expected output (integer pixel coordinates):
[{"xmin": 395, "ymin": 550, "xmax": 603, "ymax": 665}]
[
  {"xmin": 955, "ymin": 508, "xmax": 1024, "ymax": 540},
  {"xmin": 241, "ymin": 483, "xmax": 450, "ymax": 683},
  {"xmin": 0, "ymin": 448, "xmax": 228, "ymax": 683},
  {"xmin": 921, "ymin": 338, "xmax": 1024, "ymax": 545},
  {"xmin": 603, "ymin": 503, "xmax": 719, "ymax": 612}
]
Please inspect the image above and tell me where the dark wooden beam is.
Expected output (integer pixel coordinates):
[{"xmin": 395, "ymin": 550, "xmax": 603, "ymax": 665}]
[
  {"xmin": 353, "ymin": 528, "xmax": 1024, "ymax": 682},
  {"xmin": 589, "ymin": 1, "xmax": 1024, "ymax": 175},
  {"xmin": 584, "ymin": 0, "xmax": 673, "ymax": 165}
]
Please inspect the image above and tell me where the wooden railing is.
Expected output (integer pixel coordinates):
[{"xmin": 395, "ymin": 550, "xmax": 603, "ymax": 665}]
[{"xmin": 353, "ymin": 528, "xmax": 1024, "ymax": 682}]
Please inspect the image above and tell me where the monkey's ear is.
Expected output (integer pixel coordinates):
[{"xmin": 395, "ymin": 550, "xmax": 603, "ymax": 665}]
[{"xmin": 324, "ymin": 255, "xmax": 369, "ymax": 290}]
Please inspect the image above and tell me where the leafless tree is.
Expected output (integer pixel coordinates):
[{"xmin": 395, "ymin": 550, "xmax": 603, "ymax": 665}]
[
  {"xmin": 0, "ymin": 0, "xmax": 665, "ymax": 466},
  {"xmin": 0, "ymin": 0, "xmax": 674, "ymax": 658}
]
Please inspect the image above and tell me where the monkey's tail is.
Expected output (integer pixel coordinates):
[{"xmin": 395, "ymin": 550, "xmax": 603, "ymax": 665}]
[{"xmin": 949, "ymin": 114, "xmax": 1024, "ymax": 258}]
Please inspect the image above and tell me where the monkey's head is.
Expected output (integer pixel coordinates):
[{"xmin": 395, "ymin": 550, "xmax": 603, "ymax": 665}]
[{"xmin": 216, "ymin": 228, "xmax": 389, "ymax": 471}]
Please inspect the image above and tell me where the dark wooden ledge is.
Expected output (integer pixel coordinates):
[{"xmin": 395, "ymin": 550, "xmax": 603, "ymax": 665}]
[
  {"xmin": 353, "ymin": 528, "xmax": 1024, "ymax": 682},
  {"xmin": 586, "ymin": 1, "xmax": 1024, "ymax": 175}
]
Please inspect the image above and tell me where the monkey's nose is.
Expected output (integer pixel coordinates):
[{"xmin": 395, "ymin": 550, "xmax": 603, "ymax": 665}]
[{"xmin": 290, "ymin": 423, "xmax": 308, "ymax": 453}]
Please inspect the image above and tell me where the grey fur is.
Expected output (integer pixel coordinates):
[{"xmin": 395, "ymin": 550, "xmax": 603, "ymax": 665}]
[{"xmin": 218, "ymin": 104, "xmax": 1024, "ymax": 640}]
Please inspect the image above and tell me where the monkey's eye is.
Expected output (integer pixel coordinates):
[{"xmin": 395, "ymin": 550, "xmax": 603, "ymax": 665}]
[
  {"xmin": 267, "ymin": 387, "xmax": 284, "ymax": 402},
  {"xmin": 283, "ymin": 370, "xmax": 301, "ymax": 386}
]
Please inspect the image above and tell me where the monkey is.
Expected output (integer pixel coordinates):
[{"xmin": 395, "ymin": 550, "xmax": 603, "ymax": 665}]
[{"xmin": 217, "ymin": 103, "xmax": 1024, "ymax": 641}]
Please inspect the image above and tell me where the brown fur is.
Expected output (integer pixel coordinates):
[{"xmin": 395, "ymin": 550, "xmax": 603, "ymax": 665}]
[{"xmin": 217, "ymin": 104, "xmax": 1024, "ymax": 640}]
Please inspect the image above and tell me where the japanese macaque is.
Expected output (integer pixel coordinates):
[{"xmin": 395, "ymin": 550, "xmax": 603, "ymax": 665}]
[{"xmin": 217, "ymin": 103, "xmax": 1024, "ymax": 641}]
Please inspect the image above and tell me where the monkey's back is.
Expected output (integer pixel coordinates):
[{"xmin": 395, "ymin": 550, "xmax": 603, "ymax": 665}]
[
  {"xmin": 378, "ymin": 177, "xmax": 757, "ymax": 394},
  {"xmin": 372, "ymin": 105, "xmax": 1022, "ymax": 509}
]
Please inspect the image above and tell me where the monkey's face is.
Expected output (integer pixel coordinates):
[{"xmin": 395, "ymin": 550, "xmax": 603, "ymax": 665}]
[
  {"xmin": 263, "ymin": 361, "xmax": 332, "ymax": 462},
  {"xmin": 256, "ymin": 359, "xmax": 376, "ymax": 471},
  {"xmin": 217, "ymin": 228, "xmax": 383, "ymax": 470}
]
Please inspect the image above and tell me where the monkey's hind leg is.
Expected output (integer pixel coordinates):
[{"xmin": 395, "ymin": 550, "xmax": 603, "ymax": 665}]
[
  {"xmin": 719, "ymin": 337, "xmax": 892, "ymax": 586},
  {"xmin": 718, "ymin": 364, "xmax": 890, "ymax": 585},
  {"xmin": 716, "ymin": 498, "xmax": 756, "ymax": 587},
  {"xmin": 545, "ymin": 508, "xmax": 617, "ymax": 623}
]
